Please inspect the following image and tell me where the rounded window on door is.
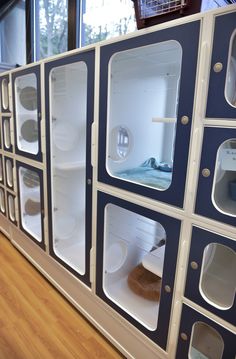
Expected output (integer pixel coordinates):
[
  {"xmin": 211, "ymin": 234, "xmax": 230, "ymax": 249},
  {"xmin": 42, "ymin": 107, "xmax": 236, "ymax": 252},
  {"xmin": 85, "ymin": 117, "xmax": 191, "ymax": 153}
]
[
  {"xmin": 189, "ymin": 322, "xmax": 224, "ymax": 359},
  {"xmin": 14, "ymin": 73, "xmax": 39, "ymax": 155},
  {"xmin": 2, "ymin": 78, "xmax": 9, "ymax": 110},
  {"xmin": 106, "ymin": 40, "xmax": 182, "ymax": 191},
  {"xmin": 199, "ymin": 243, "xmax": 236, "ymax": 310},
  {"xmin": 0, "ymin": 188, "xmax": 5, "ymax": 213},
  {"xmin": 6, "ymin": 159, "xmax": 13, "ymax": 188},
  {"xmin": 225, "ymin": 30, "xmax": 236, "ymax": 108},
  {"xmin": 8, "ymin": 195, "xmax": 16, "ymax": 222},
  {"xmin": 212, "ymin": 139, "xmax": 236, "ymax": 217}
]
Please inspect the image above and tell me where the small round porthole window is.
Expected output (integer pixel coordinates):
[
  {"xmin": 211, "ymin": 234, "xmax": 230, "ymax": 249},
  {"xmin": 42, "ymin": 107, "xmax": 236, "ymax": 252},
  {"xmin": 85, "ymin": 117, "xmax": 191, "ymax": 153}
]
[{"xmin": 109, "ymin": 126, "xmax": 132, "ymax": 161}]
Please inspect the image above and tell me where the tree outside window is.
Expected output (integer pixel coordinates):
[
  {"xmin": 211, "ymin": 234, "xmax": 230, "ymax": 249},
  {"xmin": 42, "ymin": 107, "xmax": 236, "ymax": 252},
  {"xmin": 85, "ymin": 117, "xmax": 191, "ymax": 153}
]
[{"xmin": 38, "ymin": 0, "xmax": 68, "ymax": 59}]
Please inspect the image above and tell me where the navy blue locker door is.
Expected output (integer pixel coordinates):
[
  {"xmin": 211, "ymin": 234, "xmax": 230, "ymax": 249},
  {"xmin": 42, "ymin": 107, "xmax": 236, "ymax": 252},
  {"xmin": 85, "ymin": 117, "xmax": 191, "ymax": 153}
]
[
  {"xmin": 4, "ymin": 156, "xmax": 14, "ymax": 191},
  {"xmin": 44, "ymin": 50, "xmax": 95, "ymax": 286},
  {"xmin": 206, "ymin": 12, "xmax": 236, "ymax": 119},
  {"xmin": 98, "ymin": 20, "xmax": 200, "ymax": 208},
  {"xmin": 0, "ymin": 186, "xmax": 6, "ymax": 216},
  {"xmin": 0, "ymin": 75, "xmax": 10, "ymax": 114},
  {"xmin": 16, "ymin": 161, "xmax": 45, "ymax": 250},
  {"xmin": 176, "ymin": 305, "xmax": 236, "ymax": 359},
  {"xmin": 195, "ymin": 127, "xmax": 236, "ymax": 227},
  {"xmin": 6, "ymin": 192, "xmax": 17, "ymax": 225},
  {"xmin": 12, "ymin": 66, "xmax": 42, "ymax": 162},
  {"xmin": 96, "ymin": 191, "xmax": 181, "ymax": 349},
  {"xmin": 0, "ymin": 155, "xmax": 4, "ymax": 185},
  {"xmin": 2, "ymin": 117, "xmax": 13, "ymax": 153},
  {"xmin": 185, "ymin": 226, "xmax": 236, "ymax": 326}
]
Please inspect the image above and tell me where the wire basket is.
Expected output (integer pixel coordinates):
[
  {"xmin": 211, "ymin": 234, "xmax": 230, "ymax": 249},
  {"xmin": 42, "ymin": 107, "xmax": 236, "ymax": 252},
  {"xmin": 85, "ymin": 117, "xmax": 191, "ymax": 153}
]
[{"xmin": 132, "ymin": 0, "xmax": 202, "ymax": 29}]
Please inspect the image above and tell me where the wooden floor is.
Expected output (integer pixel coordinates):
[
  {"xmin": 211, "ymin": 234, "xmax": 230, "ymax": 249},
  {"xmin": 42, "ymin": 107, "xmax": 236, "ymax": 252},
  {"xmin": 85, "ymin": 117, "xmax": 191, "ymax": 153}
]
[{"xmin": 0, "ymin": 233, "xmax": 125, "ymax": 359}]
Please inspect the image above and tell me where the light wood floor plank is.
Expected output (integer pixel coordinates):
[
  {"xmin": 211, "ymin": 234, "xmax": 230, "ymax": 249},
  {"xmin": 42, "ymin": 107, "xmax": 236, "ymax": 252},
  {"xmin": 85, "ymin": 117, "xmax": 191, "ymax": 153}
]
[{"xmin": 0, "ymin": 233, "xmax": 125, "ymax": 359}]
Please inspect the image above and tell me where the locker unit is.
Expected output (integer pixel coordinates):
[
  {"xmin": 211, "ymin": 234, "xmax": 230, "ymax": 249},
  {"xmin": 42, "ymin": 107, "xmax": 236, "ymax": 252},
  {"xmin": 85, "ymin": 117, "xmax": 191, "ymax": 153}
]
[
  {"xmin": 96, "ymin": 192, "xmax": 181, "ymax": 349},
  {"xmin": 176, "ymin": 305, "xmax": 235, "ymax": 359},
  {"xmin": 16, "ymin": 161, "xmax": 45, "ymax": 249},
  {"xmin": 97, "ymin": 20, "xmax": 200, "ymax": 208},
  {"xmin": 12, "ymin": 66, "xmax": 42, "ymax": 162},
  {"xmin": 184, "ymin": 226, "xmax": 236, "ymax": 326},
  {"xmin": 44, "ymin": 50, "xmax": 95, "ymax": 285},
  {"xmin": 195, "ymin": 127, "xmax": 236, "ymax": 227},
  {"xmin": 0, "ymin": 5, "xmax": 235, "ymax": 359}
]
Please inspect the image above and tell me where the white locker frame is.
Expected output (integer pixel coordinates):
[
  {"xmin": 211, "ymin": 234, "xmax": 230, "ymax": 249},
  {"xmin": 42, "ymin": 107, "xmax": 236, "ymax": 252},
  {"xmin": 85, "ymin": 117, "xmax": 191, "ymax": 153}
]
[{"xmin": 0, "ymin": 5, "xmax": 235, "ymax": 359}]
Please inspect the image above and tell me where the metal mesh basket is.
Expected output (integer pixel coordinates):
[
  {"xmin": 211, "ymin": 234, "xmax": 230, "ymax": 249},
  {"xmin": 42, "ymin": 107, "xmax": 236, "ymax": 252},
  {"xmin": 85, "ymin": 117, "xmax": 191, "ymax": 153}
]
[
  {"xmin": 139, "ymin": 0, "xmax": 188, "ymax": 19},
  {"xmin": 132, "ymin": 0, "xmax": 202, "ymax": 29}
]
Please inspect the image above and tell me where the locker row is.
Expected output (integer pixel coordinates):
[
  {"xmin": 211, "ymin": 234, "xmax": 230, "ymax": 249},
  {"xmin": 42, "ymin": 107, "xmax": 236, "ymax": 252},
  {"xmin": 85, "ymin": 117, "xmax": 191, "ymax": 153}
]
[{"xmin": 0, "ymin": 6, "xmax": 235, "ymax": 359}]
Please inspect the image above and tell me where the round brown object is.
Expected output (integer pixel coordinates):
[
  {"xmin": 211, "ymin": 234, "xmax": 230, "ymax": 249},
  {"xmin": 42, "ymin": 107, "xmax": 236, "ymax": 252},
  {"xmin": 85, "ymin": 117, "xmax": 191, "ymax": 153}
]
[
  {"xmin": 25, "ymin": 199, "xmax": 41, "ymax": 216},
  {"xmin": 127, "ymin": 263, "xmax": 162, "ymax": 301}
]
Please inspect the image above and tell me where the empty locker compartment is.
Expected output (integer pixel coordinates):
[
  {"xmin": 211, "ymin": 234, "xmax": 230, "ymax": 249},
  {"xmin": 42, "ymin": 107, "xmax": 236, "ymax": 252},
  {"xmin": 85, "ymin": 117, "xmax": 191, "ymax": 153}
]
[
  {"xmin": 185, "ymin": 226, "xmax": 236, "ymax": 325},
  {"xmin": 96, "ymin": 192, "xmax": 181, "ymax": 348},
  {"xmin": 195, "ymin": 127, "xmax": 236, "ymax": 227},
  {"xmin": 17, "ymin": 162, "xmax": 45, "ymax": 248},
  {"xmin": 12, "ymin": 66, "xmax": 42, "ymax": 161},
  {"xmin": 0, "ymin": 186, "xmax": 6, "ymax": 215},
  {"xmin": 2, "ymin": 117, "xmax": 13, "ymax": 152},
  {"xmin": 98, "ymin": 21, "xmax": 200, "ymax": 207},
  {"xmin": 45, "ymin": 51, "xmax": 94, "ymax": 284},
  {"xmin": 4, "ymin": 156, "xmax": 14, "ymax": 190},
  {"xmin": 7, "ymin": 192, "xmax": 17, "ymax": 224},
  {"xmin": 0, "ymin": 155, "xmax": 4, "ymax": 184},
  {"xmin": 0, "ymin": 75, "xmax": 10, "ymax": 113},
  {"xmin": 206, "ymin": 11, "xmax": 236, "ymax": 118},
  {"xmin": 176, "ymin": 305, "xmax": 236, "ymax": 359}
]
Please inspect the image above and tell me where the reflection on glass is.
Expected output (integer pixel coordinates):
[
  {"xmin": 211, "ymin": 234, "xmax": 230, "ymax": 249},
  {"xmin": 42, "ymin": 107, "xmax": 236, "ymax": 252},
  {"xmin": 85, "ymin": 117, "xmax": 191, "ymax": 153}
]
[
  {"xmin": 106, "ymin": 41, "xmax": 182, "ymax": 191},
  {"xmin": 225, "ymin": 31, "xmax": 236, "ymax": 108},
  {"xmin": 212, "ymin": 139, "xmax": 236, "ymax": 216},
  {"xmin": 103, "ymin": 203, "xmax": 166, "ymax": 330},
  {"xmin": 189, "ymin": 322, "xmax": 224, "ymax": 359},
  {"xmin": 200, "ymin": 243, "xmax": 236, "ymax": 310}
]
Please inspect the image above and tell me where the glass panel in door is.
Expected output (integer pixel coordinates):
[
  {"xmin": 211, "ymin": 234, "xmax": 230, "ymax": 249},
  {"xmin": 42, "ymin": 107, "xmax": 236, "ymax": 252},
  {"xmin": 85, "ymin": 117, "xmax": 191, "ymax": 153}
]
[{"xmin": 50, "ymin": 61, "xmax": 88, "ymax": 275}]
